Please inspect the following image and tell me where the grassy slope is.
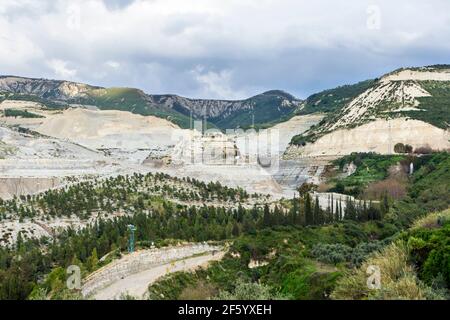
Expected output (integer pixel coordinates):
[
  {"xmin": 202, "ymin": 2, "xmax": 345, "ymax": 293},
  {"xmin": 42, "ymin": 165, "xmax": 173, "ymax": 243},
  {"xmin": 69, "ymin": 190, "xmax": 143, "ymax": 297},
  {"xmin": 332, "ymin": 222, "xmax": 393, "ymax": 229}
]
[
  {"xmin": 328, "ymin": 153, "xmax": 407, "ymax": 196},
  {"xmin": 401, "ymin": 81, "xmax": 450, "ymax": 130},
  {"xmin": 148, "ymin": 222, "xmax": 380, "ymax": 300},
  {"xmin": 299, "ymin": 80, "xmax": 376, "ymax": 115},
  {"xmin": 333, "ymin": 153, "xmax": 406, "ymax": 186},
  {"xmin": 332, "ymin": 209, "xmax": 450, "ymax": 300},
  {"xmin": 1, "ymin": 92, "xmax": 68, "ymax": 110}
]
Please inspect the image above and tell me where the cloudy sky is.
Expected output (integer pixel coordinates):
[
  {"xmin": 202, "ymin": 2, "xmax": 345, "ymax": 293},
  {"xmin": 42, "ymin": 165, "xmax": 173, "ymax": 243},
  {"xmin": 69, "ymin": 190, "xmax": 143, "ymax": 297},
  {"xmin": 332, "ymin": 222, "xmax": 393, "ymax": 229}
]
[{"xmin": 0, "ymin": 0, "xmax": 449, "ymax": 99}]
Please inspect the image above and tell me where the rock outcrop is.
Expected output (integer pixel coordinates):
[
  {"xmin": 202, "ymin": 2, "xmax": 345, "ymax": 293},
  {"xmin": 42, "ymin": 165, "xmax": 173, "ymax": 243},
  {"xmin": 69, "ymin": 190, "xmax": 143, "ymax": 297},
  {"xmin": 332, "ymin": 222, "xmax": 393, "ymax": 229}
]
[{"xmin": 285, "ymin": 118, "xmax": 450, "ymax": 158}]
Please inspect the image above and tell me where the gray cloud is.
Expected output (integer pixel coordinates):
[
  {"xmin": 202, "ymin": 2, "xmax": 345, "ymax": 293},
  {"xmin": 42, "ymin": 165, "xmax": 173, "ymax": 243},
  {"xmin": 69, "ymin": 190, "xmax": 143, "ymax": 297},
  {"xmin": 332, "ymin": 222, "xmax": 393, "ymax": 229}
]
[{"xmin": 0, "ymin": 0, "xmax": 449, "ymax": 99}]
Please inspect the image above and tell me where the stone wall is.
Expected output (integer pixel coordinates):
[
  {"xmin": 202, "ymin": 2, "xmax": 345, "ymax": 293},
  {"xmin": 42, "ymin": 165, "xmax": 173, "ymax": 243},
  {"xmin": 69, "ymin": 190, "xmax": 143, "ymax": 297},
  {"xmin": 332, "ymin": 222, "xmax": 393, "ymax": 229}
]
[{"xmin": 82, "ymin": 243, "xmax": 222, "ymax": 297}]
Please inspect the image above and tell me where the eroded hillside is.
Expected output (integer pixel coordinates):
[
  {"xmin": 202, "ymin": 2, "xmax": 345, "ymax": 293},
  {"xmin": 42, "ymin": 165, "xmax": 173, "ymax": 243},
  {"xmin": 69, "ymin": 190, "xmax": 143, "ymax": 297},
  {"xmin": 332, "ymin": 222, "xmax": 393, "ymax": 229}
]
[{"xmin": 286, "ymin": 66, "xmax": 450, "ymax": 158}]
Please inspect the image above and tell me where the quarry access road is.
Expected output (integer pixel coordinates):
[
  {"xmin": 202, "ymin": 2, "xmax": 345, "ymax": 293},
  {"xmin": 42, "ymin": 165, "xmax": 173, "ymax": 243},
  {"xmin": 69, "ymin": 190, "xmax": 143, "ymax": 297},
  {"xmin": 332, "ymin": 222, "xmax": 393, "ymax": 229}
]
[{"xmin": 91, "ymin": 251, "xmax": 225, "ymax": 300}]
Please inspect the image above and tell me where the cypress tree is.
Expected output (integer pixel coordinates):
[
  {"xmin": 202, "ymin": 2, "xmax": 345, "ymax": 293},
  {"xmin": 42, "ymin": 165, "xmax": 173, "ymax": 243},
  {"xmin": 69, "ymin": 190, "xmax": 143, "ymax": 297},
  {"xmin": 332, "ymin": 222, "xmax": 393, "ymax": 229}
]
[
  {"xmin": 305, "ymin": 193, "xmax": 313, "ymax": 225},
  {"xmin": 335, "ymin": 199, "xmax": 340, "ymax": 222},
  {"xmin": 314, "ymin": 197, "xmax": 321, "ymax": 225},
  {"xmin": 263, "ymin": 204, "xmax": 271, "ymax": 227}
]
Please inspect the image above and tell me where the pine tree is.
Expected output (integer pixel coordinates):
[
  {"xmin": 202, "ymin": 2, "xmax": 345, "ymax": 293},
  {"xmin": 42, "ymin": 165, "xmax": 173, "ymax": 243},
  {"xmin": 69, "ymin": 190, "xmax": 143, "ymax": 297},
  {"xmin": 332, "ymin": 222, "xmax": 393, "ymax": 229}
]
[
  {"xmin": 346, "ymin": 197, "xmax": 356, "ymax": 221},
  {"xmin": 86, "ymin": 248, "xmax": 99, "ymax": 272},
  {"xmin": 273, "ymin": 205, "xmax": 284, "ymax": 226},
  {"xmin": 263, "ymin": 204, "xmax": 271, "ymax": 227},
  {"xmin": 330, "ymin": 194, "xmax": 334, "ymax": 216},
  {"xmin": 232, "ymin": 222, "xmax": 240, "ymax": 237}
]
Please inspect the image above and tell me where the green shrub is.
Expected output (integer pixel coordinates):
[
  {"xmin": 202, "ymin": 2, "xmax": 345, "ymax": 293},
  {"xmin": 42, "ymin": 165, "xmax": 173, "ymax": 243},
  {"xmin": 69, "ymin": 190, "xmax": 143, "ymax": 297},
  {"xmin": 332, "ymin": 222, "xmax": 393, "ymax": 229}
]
[
  {"xmin": 215, "ymin": 281, "xmax": 288, "ymax": 300},
  {"xmin": 311, "ymin": 241, "xmax": 385, "ymax": 267},
  {"xmin": 4, "ymin": 109, "xmax": 44, "ymax": 118}
]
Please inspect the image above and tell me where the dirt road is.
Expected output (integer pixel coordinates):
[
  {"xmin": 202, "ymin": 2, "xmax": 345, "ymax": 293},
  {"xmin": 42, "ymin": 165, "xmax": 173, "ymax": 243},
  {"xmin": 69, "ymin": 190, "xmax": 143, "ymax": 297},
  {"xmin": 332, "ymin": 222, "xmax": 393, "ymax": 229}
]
[{"xmin": 91, "ymin": 251, "xmax": 224, "ymax": 300}]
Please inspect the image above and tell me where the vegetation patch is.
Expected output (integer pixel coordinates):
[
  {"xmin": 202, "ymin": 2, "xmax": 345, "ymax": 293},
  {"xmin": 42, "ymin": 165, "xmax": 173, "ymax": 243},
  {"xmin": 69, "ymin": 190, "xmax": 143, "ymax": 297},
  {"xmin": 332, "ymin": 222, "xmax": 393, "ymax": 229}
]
[
  {"xmin": 332, "ymin": 209, "xmax": 450, "ymax": 300},
  {"xmin": 402, "ymin": 81, "xmax": 450, "ymax": 130},
  {"xmin": 329, "ymin": 153, "xmax": 407, "ymax": 196},
  {"xmin": 3, "ymin": 109, "xmax": 44, "ymax": 118}
]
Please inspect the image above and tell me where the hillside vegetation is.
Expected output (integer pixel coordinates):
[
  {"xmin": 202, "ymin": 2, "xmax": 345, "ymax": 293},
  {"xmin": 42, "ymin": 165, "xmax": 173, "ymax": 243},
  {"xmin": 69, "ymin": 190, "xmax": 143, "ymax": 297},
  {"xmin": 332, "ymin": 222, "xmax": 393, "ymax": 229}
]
[
  {"xmin": 299, "ymin": 80, "xmax": 376, "ymax": 115},
  {"xmin": 145, "ymin": 152, "xmax": 450, "ymax": 300},
  {"xmin": 403, "ymin": 81, "xmax": 450, "ymax": 129},
  {"xmin": 0, "ymin": 155, "xmax": 448, "ymax": 300}
]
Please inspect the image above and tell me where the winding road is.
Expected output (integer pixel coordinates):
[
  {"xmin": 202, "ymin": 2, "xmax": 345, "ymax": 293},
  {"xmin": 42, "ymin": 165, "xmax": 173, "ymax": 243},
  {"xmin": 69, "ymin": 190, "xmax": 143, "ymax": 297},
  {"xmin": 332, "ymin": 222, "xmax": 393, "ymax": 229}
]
[{"xmin": 86, "ymin": 249, "xmax": 225, "ymax": 300}]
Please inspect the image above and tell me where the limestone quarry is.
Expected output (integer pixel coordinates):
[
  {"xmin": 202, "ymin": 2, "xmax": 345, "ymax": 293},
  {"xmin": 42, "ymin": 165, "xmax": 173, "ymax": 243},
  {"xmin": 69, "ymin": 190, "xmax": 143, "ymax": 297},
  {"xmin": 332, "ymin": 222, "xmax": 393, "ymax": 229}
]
[
  {"xmin": 0, "ymin": 104, "xmax": 326, "ymax": 248},
  {"xmin": 284, "ymin": 67, "xmax": 450, "ymax": 159},
  {"xmin": 35, "ymin": 108, "xmax": 181, "ymax": 151},
  {"xmin": 2, "ymin": 69, "xmax": 448, "ymax": 205},
  {"xmin": 1, "ymin": 67, "xmax": 448, "ymax": 253},
  {"xmin": 381, "ymin": 68, "xmax": 450, "ymax": 82},
  {"xmin": 284, "ymin": 118, "xmax": 450, "ymax": 158}
]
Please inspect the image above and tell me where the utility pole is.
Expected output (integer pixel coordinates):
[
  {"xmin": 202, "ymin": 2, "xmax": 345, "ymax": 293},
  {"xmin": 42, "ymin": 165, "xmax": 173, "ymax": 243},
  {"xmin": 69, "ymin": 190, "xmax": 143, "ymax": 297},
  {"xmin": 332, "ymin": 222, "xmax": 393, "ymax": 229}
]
[{"xmin": 128, "ymin": 224, "xmax": 137, "ymax": 253}]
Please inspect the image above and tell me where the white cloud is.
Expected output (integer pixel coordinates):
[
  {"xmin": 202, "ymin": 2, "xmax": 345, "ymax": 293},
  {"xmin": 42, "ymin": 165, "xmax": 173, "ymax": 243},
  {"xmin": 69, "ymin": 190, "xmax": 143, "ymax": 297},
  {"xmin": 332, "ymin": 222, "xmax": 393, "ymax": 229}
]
[
  {"xmin": 0, "ymin": 0, "xmax": 449, "ymax": 98},
  {"xmin": 47, "ymin": 59, "xmax": 77, "ymax": 79},
  {"xmin": 105, "ymin": 60, "xmax": 121, "ymax": 69},
  {"xmin": 191, "ymin": 66, "xmax": 249, "ymax": 100}
]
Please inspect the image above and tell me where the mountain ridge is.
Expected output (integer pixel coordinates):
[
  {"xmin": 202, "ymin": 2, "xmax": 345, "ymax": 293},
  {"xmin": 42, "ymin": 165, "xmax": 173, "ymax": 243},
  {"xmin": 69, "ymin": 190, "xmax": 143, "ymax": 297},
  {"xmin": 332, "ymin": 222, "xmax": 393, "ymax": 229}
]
[{"xmin": 0, "ymin": 75, "xmax": 302, "ymax": 129}]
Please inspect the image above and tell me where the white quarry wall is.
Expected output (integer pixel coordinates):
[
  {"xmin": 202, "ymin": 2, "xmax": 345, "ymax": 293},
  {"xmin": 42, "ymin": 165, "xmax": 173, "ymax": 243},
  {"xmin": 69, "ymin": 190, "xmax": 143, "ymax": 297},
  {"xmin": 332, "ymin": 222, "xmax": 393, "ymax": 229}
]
[
  {"xmin": 382, "ymin": 69, "xmax": 450, "ymax": 82},
  {"xmin": 285, "ymin": 118, "xmax": 450, "ymax": 158}
]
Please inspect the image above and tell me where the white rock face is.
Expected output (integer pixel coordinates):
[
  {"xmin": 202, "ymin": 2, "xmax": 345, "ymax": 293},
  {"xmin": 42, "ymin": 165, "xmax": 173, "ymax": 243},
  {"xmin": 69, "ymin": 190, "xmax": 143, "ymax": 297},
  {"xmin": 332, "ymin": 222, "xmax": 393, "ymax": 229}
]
[
  {"xmin": 35, "ymin": 108, "xmax": 183, "ymax": 151},
  {"xmin": 286, "ymin": 118, "xmax": 450, "ymax": 157},
  {"xmin": 0, "ymin": 76, "xmax": 93, "ymax": 99},
  {"xmin": 0, "ymin": 125, "xmax": 105, "ymax": 161},
  {"xmin": 285, "ymin": 67, "xmax": 450, "ymax": 159},
  {"xmin": 330, "ymin": 81, "xmax": 431, "ymax": 130},
  {"xmin": 0, "ymin": 123, "xmax": 121, "ymax": 199},
  {"xmin": 382, "ymin": 69, "xmax": 450, "ymax": 82},
  {"xmin": 312, "ymin": 192, "xmax": 357, "ymax": 215},
  {"xmin": 259, "ymin": 114, "xmax": 324, "ymax": 155}
]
